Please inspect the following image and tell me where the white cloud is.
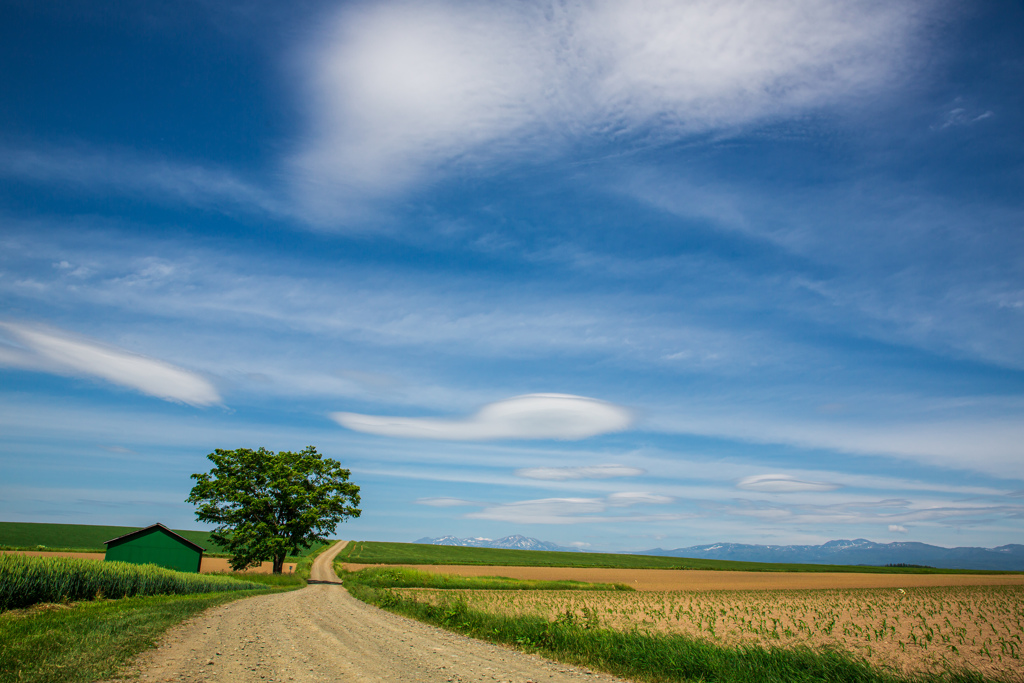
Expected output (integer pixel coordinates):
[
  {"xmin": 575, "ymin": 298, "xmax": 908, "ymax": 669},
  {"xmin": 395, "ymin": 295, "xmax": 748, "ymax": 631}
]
[
  {"xmin": 607, "ymin": 491, "xmax": 675, "ymax": 506},
  {"xmin": 736, "ymin": 474, "xmax": 840, "ymax": 493},
  {"xmin": 294, "ymin": 0, "xmax": 928, "ymax": 213},
  {"xmin": 889, "ymin": 524, "xmax": 909, "ymax": 533},
  {"xmin": 415, "ymin": 497, "xmax": 476, "ymax": 507},
  {"xmin": 515, "ymin": 463, "xmax": 645, "ymax": 480},
  {"xmin": 331, "ymin": 393, "xmax": 633, "ymax": 440},
  {"xmin": 650, "ymin": 411, "xmax": 1024, "ymax": 479},
  {"xmin": 0, "ymin": 322, "xmax": 220, "ymax": 407},
  {"xmin": 468, "ymin": 497, "xmax": 608, "ymax": 524},
  {"xmin": 466, "ymin": 490, "xmax": 676, "ymax": 524}
]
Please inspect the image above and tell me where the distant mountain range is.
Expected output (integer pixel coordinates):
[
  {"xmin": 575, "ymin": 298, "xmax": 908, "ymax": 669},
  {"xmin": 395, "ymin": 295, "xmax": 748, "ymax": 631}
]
[
  {"xmin": 414, "ymin": 535, "xmax": 1024, "ymax": 570},
  {"xmin": 639, "ymin": 539, "xmax": 1024, "ymax": 570},
  {"xmin": 414, "ymin": 534, "xmax": 584, "ymax": 552}
]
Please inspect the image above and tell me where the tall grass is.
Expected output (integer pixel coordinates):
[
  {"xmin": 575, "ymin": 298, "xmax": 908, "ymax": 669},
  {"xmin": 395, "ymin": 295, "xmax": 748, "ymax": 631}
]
[{"xmin": 0, "ymin": 554, "xmax": 266, "ymax": 610}]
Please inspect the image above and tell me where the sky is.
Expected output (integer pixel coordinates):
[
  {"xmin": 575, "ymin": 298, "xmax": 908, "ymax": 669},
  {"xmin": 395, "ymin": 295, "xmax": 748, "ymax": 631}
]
[{"xmin": 1, "ymin": 0, "xmax": 1023, "ymax": 553}]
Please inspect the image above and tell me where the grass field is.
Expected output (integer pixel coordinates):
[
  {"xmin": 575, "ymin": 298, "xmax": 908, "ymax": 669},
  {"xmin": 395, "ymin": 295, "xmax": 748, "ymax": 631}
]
[
  {"xmin": 0, "ymin": 521, "xmax": 327, "ymax": 559},
  {"xmin": 342, "ymin": 567, "xmax": 1016, "ymax": 683},
  {"xmin": 338, "ymin": 541, "xmax": 1018, "ymax": 574}
]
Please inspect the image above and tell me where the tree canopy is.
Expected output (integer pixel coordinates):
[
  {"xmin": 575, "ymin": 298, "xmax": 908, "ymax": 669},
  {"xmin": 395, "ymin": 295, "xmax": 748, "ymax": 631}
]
[{"xmin": 187, "ymin": 446, "xmax": 361, "ymax": 573}]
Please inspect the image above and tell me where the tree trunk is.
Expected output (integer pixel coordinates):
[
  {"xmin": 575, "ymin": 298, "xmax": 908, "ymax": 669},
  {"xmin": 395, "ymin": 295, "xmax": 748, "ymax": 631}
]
[{"xmin": 273, "ymin": 554, "xmax": 285, "ymax": 574}]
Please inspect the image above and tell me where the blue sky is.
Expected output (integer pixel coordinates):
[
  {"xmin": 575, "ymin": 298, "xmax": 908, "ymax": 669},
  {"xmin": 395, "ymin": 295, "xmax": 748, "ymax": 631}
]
[{"xmin": 2, "ymin": 0, "xmax": 1023, "ymax": 552}]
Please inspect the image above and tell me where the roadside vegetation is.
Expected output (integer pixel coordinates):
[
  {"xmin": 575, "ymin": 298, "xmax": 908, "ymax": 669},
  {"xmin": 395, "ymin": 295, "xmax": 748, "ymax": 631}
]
[
  {"xmin": 341, "ymin": 566, "xmax": 1020, "ymax": 683},
  {"xmin": 338, "ymin": 542, "xmax": 1019, "ymax": 575},
  {"xmin": 0, "ymin": 588, "xmax": 285, "ymax": 683},
  {"xmin": 1, "ymin": 554, "xmax": 267, "ymax": 610}
]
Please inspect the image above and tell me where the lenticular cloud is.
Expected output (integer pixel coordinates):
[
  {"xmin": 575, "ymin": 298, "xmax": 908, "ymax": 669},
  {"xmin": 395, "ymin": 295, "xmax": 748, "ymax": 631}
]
[
  {"xmin": 0, "ymin": 322, "xmax": 220, "ymax": 407},
  {"xmin": 330, "ymin": 393, "xmax": 633, "ymax": 440},
  {"xmin": 736, "ymin": 474, "xmax": 839, "ymax": 493}
]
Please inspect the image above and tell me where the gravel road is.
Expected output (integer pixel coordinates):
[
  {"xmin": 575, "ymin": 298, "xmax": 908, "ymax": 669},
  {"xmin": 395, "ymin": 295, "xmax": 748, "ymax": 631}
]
[{"xmin": 122, "ymin": 541, "xmax": 627, "ymax": 683}]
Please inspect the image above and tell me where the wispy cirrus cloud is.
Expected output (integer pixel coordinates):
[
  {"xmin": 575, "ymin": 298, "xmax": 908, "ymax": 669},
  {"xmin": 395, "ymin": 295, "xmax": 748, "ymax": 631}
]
[
  {"xmin": 294, "ymin": 0, "xmax": 932, "ymax": 214},
  {"xmin": 0, "ymin": 144, "xmax": 284, "ymax": 216},
  {"xmin": 331, "ymin": 393, "xmax": 633, "ymax": 441},
  {"xmin": 0, "ymin": 322, "xmax": 220, "ymax": 407},
  {"xmin": 515, "ymin": 464, "xmax": 645, "ymax": 480}
]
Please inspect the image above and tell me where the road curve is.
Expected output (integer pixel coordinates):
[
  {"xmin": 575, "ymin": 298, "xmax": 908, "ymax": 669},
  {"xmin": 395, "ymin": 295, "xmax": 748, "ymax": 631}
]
[{"xmin": 123, "ymin": 540, "xmax": 628, "ymax": 683}]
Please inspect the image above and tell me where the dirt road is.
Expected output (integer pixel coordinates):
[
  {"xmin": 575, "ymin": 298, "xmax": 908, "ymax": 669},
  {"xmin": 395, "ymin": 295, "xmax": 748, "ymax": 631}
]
[{"xmin": 123, "ymin": 541, "xmax": 626, "ymax": 683}]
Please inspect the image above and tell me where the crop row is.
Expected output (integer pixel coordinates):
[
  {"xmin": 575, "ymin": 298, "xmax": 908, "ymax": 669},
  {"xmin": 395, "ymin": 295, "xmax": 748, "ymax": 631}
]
[{"xmin": 0, "ymin": 553, "xmax": 266, "ymax": 610}]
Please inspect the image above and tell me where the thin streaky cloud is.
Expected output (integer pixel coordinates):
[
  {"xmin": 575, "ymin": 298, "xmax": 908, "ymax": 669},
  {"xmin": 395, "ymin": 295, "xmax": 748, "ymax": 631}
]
[
  {"xmin": 515, "ymin": 464, "xmax": 645, "ymax": 480},
  {"xmin": 0, "ymin": 322, "xmax": 221, "ymax": 407},
  {"xmin": 0, "ymin": 145, "xmax": 285, "ymax": 217},
  {"xmin": 415, "ymin": 497, "xmax": 477, "ymax": 507},
  {"xmin": 331, "ymin": 393, "xmax": 633, "ymax": 441},
  {"xmin": 465, "ymin": 491, "xmax": 680, "ymax": 525}
]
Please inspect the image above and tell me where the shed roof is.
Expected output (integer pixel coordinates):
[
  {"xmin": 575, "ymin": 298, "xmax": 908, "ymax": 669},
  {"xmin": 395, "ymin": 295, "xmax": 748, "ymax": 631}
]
[{"xmin": 104, "ymin": 523, "xmax": 206, "ymax": 552}]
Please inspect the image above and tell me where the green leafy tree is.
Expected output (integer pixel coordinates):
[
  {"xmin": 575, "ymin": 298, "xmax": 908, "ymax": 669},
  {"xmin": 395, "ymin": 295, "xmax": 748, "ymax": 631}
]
[{"xmin": 187, "ymin": 446, "xmax": 361, "ymax": 573}]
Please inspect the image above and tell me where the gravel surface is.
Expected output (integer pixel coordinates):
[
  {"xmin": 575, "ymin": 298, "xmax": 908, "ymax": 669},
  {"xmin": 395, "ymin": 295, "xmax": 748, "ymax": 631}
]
[{"xmin": 119, "ymin": 541, "xmax": 627, "ymax": 683}]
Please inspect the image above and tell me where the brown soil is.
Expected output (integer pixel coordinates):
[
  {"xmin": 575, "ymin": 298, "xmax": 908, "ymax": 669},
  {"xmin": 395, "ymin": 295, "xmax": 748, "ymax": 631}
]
[
  {"xmin": 2, "ymin": 550, "xmax": 295, "ymax": 574},
  {"xmin": 113, "ymin": 541, "xmax": 627, "ymax": 683},
  {"xmin": 339, "ymin": 563, "xmax": 1024, "ymax": 591}
]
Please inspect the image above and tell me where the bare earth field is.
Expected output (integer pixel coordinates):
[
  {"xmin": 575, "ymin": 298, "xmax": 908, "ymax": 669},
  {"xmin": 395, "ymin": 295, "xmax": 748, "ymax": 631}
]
[
  {"xmin": 339, "ymin": 562, "xmax": 1024, "ymax": 591},
  {"xmin": 403, "ymin": 585, "xmax": 1024, "ymax": 681},
  {"xmin": 112, "ymin": 541, "xmax": 626, "ymax": 683},
  {"xmin": 0, "ymin": 550, "xmax": 295, "ymax": 574}
]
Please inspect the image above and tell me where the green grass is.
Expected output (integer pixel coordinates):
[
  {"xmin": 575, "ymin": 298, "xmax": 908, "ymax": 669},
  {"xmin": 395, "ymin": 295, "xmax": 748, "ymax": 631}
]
[
  {"xmin": 339, "ymin": 542, "xmax": 1019, "ymax": 574},
  {"xmin": 1, "ymin": 554, "xmax": 267, "ymax": 610},
  {"xmin": 0, "ymin": 588, "xmax": 287, "ymax": 683},
  {"xmin": 0, "ymin": 521, "xmax": 329, "ymax": 561},
  {"xmin": 337, "ymin": 566, "xmax": 634, "ymax": 591},
  {"xmin": 342, "ymin": 570, "xmax": 997, "ymax": 683}
]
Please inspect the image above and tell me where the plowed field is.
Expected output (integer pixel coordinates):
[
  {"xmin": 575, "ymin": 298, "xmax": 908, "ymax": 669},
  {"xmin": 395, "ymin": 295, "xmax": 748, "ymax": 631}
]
[
  {"xmin": 402, "ymin": 584, "xmax": 1024, "ymax": 680},
  {"xmin": 339, "ymin": 562, "xmax": 1024, "ymax": 591}
]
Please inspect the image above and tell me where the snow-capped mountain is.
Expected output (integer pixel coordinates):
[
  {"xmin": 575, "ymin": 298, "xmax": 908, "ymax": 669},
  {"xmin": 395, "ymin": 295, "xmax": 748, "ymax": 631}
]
[
  {"xmin": 637, "ymin": 539, "xmax": 1024, "ymax": 570},
  {"xmin": 413, "ymin": 534, "xmax": 582, "ymax": 552}
]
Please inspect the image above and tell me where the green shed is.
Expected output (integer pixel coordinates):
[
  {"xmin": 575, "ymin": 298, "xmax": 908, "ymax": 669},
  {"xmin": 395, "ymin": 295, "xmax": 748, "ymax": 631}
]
[{"xmin": 104, "ymin": 523, "xmax": 205, "ymax": 573}]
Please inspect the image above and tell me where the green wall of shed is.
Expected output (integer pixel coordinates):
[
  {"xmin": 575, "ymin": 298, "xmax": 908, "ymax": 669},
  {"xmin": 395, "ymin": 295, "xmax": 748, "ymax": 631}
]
[{"xmin": 104, "ymin": 527, "xmax": 202, "ymax": 573}]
